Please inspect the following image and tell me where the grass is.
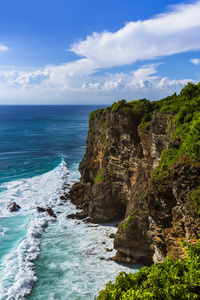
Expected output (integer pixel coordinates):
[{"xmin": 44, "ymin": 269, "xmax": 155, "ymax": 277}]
[
  {"xmin": 94, "ymin": 174, "xmax": 103, "ymax": 183},
  {"xmin": 123, "ymin": 211, "xmax": 136, "ymax": 229},
  {"xmin": 94, "ymin": 168, "xmax": 105, "ymax": 183}
]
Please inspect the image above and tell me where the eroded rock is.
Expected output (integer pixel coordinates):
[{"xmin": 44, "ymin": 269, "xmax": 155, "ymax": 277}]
[
  {"xmin": 36, "ymin": 206, "xmax": 57, "ymax": 218},
  {"xmin": 7, "ymin": 202, "xmax": 21, "ymax": 212},
  {"xmin": 68, "ymin": 108, "xmax": 200, "ymax": 265}
]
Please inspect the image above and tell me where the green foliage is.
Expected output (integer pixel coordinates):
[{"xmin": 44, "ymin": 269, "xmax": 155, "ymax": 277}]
[
  {"xmin": 123, "ymin": 211, "xmax": 136, "ymax": 229},
  {"xmin": 111, "ymin": 99, "xmax": 127, "ymax": 112},
  {"xmin": 94, "ymin": 174, "xmax": 103, "ymax": 183},
  {"xmin": 110, "ymin": 98, "xmax": 153, "ymax": 126},
  {"xmin": 138, "ymin": 121, "xmax": 151, "ymax": 129},
  {"xmin": 89, "ymin": 108, "xmax": 107, "ymax": 121},
  {"xmin": 150, "ymin": 83, "xmax": 200, "ymax": 189},
  {"xmin": 104, "ymin": 138, "xmax": 109, "ymax": 145},
  {"xmin": 151, "ymin": 93, "xmax": 177, "ymax": 112},
  {"xmin": 97, "ymin": 240, "xmax": 200, "ymax": 300},
  {"xmin": 159, "ymin": 148, "xmax": 180, "ymax": 168},
  {"xmin": 181, "ymin": 113, "xmax": 200, "ymax": 160},
  {"xmin": 154, "ymin": 83, "xmax": 200, "ymax": 120},
  {"xmin": 179, "ymin": 82, "xmax": 200, "ymax": 100},
  {"xmin": 151, "ymin": 149, "xmax": 179, "ymax": 189},
  {"xmin": 94, "ymin": 168, "xmax": 105, "ymax": 183},
  {"xmin": 102, "ymin": 122, "xmax": 106, "ymax": 132},
  {"xmin": 187, "ymin": 186, "xmax": 200, "ymax": 214}
]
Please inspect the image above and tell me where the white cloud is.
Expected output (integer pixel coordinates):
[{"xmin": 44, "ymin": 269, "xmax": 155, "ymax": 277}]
[
  {"xmin": 63, "ymin": 0, "xmax": 200, "ymax": 76},
  {"xmin": 13, "ymin": 70, "xmax": 50, "ymax": 88},
  {"xmin": 75, "ymin": 63, "xmax": 193, "ymax": 104},
  {"xmin": 190, "ymin": 58, "xmax": 200, "ymax": 65},
  {"xmin": 0, "ymin": 62, "xmax": 194, "ymax": 104},
  {"xmin": 132, "ymin": 64, "xmax": 160, "ymax": 79},
  {"xmin": 85, "ymin": 64, "xmax": 192, "ymax": 94},
  {"xmin": 0, "ymin": 1, "xmax": 199, "ymax": 103},
  {"xmin": 0, "ymin": 70, "xmax": 50, "ymax": 89},
  {"xmin": 0, "ymin": 44, "xmax": 8, "ymax": 52}
]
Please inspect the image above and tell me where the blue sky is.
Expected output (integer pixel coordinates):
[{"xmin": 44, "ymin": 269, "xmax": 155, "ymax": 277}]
[{"xmin": 1, "ymin": 0, "xmax": 200, "ymax": 104}]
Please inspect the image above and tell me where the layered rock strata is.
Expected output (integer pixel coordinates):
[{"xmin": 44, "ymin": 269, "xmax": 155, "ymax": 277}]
[{"xmin": 68, "ymin": 108, "xmax": 200, "ymax": 265}]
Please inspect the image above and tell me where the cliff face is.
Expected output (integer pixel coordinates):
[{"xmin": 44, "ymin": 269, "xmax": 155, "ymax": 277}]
[{"xmin": 68, "ymin": 108, "xmax": 200, "ymax": 265}]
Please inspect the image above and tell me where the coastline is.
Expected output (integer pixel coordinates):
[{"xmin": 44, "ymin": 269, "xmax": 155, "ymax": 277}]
[{"xmin": 67, "ymin": 86, "xmax": 200, "ymax": 267}]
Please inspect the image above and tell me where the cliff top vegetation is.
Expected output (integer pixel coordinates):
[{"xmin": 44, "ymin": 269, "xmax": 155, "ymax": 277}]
[
  {"xmin": 97, "ymin": 239, "xmax": 200, "ymax": 299},
  {"xmin": 89, "ymin": 82, "xmax": 200, "ymax": 162}
]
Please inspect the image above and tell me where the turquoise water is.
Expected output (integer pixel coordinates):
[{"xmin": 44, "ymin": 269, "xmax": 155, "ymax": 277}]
[{"xmin": 0, "ymin": 106, "xmax": 139, "ymax": 299}]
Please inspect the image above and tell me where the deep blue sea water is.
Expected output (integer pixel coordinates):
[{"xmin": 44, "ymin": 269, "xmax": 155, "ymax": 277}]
[{"xmin": 0, "ymin": 106, "xmax": 139, "ymax": 300}]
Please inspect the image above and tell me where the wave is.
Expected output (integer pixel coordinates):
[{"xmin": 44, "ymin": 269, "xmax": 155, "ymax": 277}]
[
  {"xmin": 0, "ymin": 155, "xmax": 64, "ymax": 185},
  {"xmin": 0, "ymin": 159, "xmax": 70, "ymax": 299}
]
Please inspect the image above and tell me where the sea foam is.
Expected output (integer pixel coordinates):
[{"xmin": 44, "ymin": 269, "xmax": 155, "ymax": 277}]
[
  {"xmin": 0, "ymin": 159, "xmax": 139, "ymax": 299},
  {"xmin": 0, "ymin": 160, "xmax": 69, "ymax": 299}
]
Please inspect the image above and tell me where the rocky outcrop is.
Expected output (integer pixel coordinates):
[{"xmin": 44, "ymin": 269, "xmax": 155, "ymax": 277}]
[
  {"xmin": 7, "ymin": 202, "xmax": 21, "ymax": 212},
  {"xmin": 36, "ymin": 206, "xmax": 57, "ymax": 218},
  {"xmin": 68, "ymin": 107, "xmax": 200, "ymax": 265}
]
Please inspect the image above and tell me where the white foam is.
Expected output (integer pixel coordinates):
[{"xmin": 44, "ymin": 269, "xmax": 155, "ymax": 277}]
[
  {"xmin": 0, "ymin": 160, "xmax": 139, "ymax": 299},
  {"xmin": 0, "ymin": 227, "xmax": 8, "ymax": 236},
  {"xmin": 0, "ymin": 160, "xmax": 70, "ymax": 299},
  {"xmin": 27, "ymin": 210, "xmax": 140, "ymax": 299},
  {"xmin": 0, "ymin": 160, "xmax": 69, "ymax": 218}
]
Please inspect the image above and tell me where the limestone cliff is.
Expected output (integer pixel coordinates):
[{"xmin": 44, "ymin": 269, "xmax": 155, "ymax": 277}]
[{"xmin": 68, "ymin": 100, "xmax": 200, "ymax": 266}]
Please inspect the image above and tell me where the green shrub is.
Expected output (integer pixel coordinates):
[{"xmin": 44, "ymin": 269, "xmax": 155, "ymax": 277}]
[
  {"xmin": 123, "ymin": 211, "xmax": 136, "ymax": 229},
  {"xmin": 111, "ymin": 99, "xmax": 126, "ymax": 112},
  {"xmin": 159, "ymin": 148, "xmax": 180, "ymax": 168},
  {"xmin": 181, "ymin": 113, "xmax": 200, "ymax": 160},
  {"xmin": 138, "ymin": 121, "xmax": 151, "ymax": 129},
  {"xmin": 110, "ymin": 98, "xmax": 153, "ymax": 126},
  {"xmin": 187, "ymin": 186, "xmax": 200, "ymax": 214},
  {"xmin": 97, "ymin": 239, "xmax": 200, "ymax": 300},
  {"xmin": 89, "ymin": 108, "xmax": 106, "ymax": 121},
  {"xmin": 150, "ymin": 83, "xmax": 200, "ymax": 185}
]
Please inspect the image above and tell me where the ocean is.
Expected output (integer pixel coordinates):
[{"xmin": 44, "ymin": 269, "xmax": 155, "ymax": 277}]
[{"xmin": 0, "ymin": 105, "xmax": 139, "ymax": 300}]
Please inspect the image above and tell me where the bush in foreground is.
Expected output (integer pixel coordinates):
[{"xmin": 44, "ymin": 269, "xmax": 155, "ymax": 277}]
[{"xmin": 97, "ymin": 239, "xmax": 200, "ymax": 299}]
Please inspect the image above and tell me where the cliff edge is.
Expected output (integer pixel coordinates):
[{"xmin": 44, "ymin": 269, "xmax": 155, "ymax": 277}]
[{"xmin": 68, "ymin": 84, "xmax": 200, "ymax": 265}]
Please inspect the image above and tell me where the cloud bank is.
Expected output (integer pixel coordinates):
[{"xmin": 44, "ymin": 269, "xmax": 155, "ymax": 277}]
[{"xmin": 1, "ymin": 0, "xmax": 200, "ymax": 103}]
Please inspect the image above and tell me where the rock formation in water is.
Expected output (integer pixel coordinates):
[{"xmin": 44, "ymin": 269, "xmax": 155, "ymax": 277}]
[
  {"xmin": 7, "ymin": 202, "xmax": 21, "ymax": 212},
  {"xmin": 68, "ymin": 87, "xmax": 200, "ymax": 266},
  {"xmin": 36, "ymin": 206, "xmax": 57, "ymax": 218}
]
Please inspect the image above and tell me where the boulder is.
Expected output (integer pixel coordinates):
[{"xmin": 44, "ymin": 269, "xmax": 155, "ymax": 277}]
[
  {"xmin": 36, "ymin": 206, "xmax": 57, "ymax": 218},
  {"xmin": 7, "ymin": 202, "xmax": 21, "ymax": 212}
]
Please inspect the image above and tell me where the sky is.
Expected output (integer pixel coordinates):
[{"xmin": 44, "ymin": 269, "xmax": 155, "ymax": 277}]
[{"xmin": 1, "ymin": 0, "xmax": 200, "ymax": 104}]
